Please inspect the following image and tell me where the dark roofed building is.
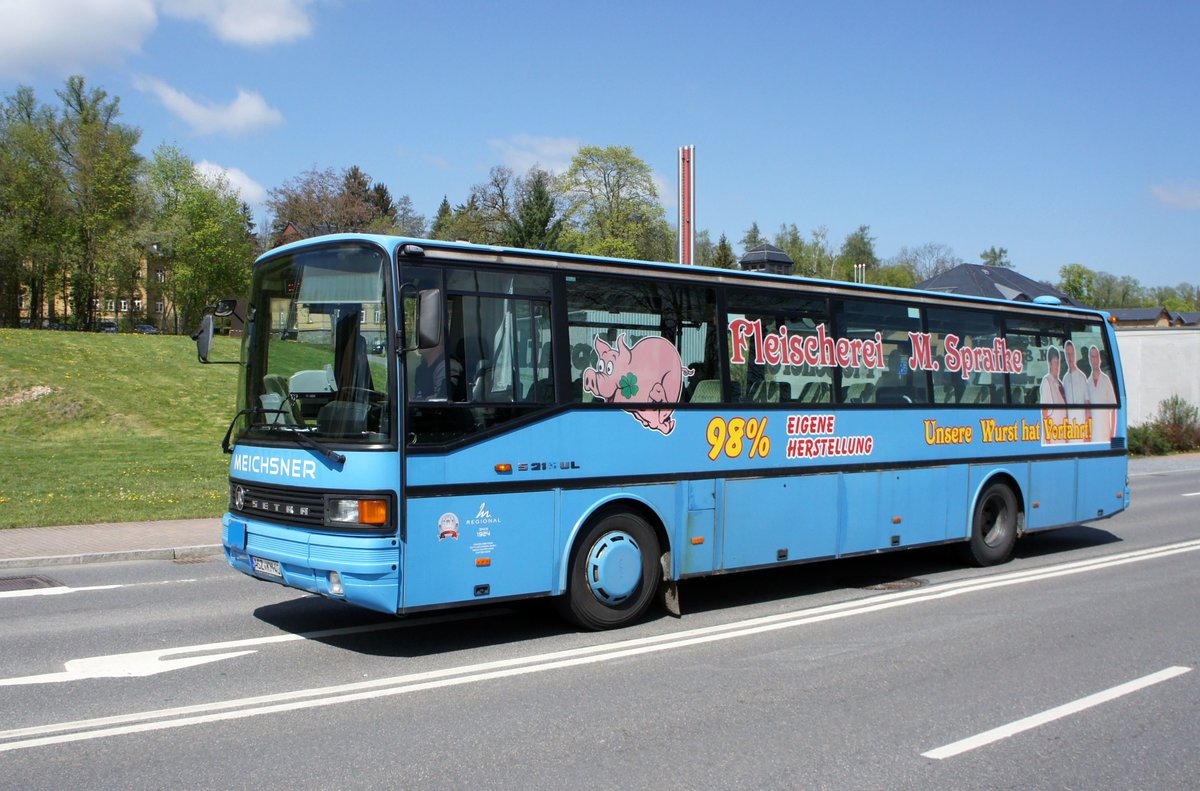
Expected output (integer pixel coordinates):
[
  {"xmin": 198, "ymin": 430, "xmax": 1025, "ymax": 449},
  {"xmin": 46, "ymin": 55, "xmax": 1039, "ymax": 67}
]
[
  {"xmin": 1107, "ymin": 307, "xmax": 1174, "ymax": 327},
  {"xmin": 1173, "ymin": 311, "xmax": 1200, "ymax": 326},
  {"xmin": 916, "ymin": 264, "xmax": 1079, "ymax": 306},
  {"xmin": 739, "ymin": 243, "xmax": 793, "ymax": 276}
]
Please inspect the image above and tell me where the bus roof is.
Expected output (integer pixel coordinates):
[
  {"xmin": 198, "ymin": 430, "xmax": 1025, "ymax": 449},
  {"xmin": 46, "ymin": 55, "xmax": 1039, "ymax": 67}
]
[{"xmin": 258, "ymin": 233, "xmax": 1112, "ymax": 324}]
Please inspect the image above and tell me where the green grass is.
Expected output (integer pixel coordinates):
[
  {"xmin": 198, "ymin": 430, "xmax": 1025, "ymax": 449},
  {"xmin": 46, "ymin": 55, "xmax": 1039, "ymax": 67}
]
[{"xmin": 0, "ymin": 329, "xmax": 242, "ymax": 528}]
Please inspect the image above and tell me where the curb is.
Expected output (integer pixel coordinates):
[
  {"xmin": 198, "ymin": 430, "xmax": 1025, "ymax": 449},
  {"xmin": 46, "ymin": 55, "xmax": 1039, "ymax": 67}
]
[{"xmin": 0, "ymin": 544, "xmax": 223, "ymax": 571}]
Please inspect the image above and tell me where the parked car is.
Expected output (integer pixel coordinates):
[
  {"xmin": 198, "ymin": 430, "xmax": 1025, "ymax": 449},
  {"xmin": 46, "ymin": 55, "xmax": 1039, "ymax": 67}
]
[
  {"xmin": 133, "ymin": 324, "xmax": 160, "ymax": 334},
  {"xmin": 98, "ymin": 320, "xmax": 118, "ymax": 333}
]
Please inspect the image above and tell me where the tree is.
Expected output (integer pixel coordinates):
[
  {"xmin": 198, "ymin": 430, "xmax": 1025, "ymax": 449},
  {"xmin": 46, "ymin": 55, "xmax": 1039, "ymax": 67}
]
[
  {"xmin": 267, "ymin": 164, "xmax": 424, "ymax": 240},
  {"xmin": 367, "ymin": 181, "xmax": 395, "ymax": 223},
  {"xmin": 772, "ymin": 223, "xmax": 806, "ymax": 275},
  {"xmin": 143, "ymin": 144, "xmax": 255, "ymax": 332},
  {"xmin": 393, "ymin": 194, "xmax": 425, "ymax": 237},
  {"xmin": 835, "ymin": 225, "xmax": 879, "ymax": 281},
  {"xmin": 1089, "ymin": 271, "xmax": 1145, "ymax": 308},
  {"xmin": 1150, "ymin": 284, "xmax": 1198, "ymax": 314},
  {"xmin": 429, "ymin": 196, "xmax": 453, "ymax": 240},
  {"xmin": 556, "ymin": 145, "xmax": 672, "ymax": 261},
  {"xmin": 872, "ymin": 264, "xmax": 917, "ymax": 289},
  {"xmin": 50, "ymin": 76, "xmax": 143, "ymax": 329},
  {"xmin": 1057, "ymin": 263, "xmax": 1096, "ymax": 304},
  {"xmin": 740, "ymin": 221, "xmax": 764, "ymax": 254},
  {"xmin": 266, "ymin": 165, "xmax": 339, "ymax": 238},
  {"xmin": 502, "ymin": 167, "xmax": 564, "ymax": 250},
  {"xmin": 890, "ymin": 242, "xmax": 962, "ymax": 282},
  {"xmin": 0, "ymin": 86, "xmax": 70, "ymax": 327},
  {"xmin": 979, "ymin": 245, "xmax": 1012, "ymax": 268},
  {"xmin": 711, "ymin": 233, "xmax": 737, "ymax": 269}
]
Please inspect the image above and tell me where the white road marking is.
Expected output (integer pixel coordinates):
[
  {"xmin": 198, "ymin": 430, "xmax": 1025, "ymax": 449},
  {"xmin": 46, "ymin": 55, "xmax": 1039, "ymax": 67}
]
[
  {"xmin": 0, "ymin": 579, "xmax": 199, "ymax": 600},
  {"xmin": 0, "ymin": 620, "xmax": 408, "ymax": 686},
  {"xmin": 922, "ymin": 666, "xmax": 1193, "ymax": 760},
  {"xmin": 0, "ymin": 539, "xmax": 1197, "ymax": 753},
  {"xmin": 1181, "ymin": 492, "xmax": 1200, "ymax": 497},
  {"xmin": 1129, "ymin": 466, "xmax": 1200, "ymax": 478}
]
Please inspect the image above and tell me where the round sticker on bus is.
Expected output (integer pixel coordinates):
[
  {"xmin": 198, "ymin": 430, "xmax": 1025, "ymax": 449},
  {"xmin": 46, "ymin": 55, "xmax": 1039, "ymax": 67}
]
[{"xmin": 437, "ymin": 513, "xmax": 460, "ymax": 541}]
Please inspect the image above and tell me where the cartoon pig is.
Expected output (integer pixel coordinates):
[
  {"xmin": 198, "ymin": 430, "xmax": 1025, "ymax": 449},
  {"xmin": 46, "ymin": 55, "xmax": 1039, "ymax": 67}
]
[{"xmin": 583, "ymin": 333, "xmax": 693, "ymax": 435}]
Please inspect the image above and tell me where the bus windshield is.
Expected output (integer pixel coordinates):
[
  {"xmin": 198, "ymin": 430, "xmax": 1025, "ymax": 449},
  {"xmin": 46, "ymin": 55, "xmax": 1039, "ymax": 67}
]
[{"xmin": 237, "ymin": 242, "xmax": 392, "ymax": 445}]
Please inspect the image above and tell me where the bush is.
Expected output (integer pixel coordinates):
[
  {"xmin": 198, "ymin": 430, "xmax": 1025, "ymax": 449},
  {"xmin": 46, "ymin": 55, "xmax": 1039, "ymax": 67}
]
[
  {"xmin": 1155, "ymin": 395, "xmax": 1200, "ymax": 451},
  {"xmin": 1129, "ymin": 395, "xmax": 1200, "ymax": 455},
  {"xmin": 1128, "ymin": 424, "xmax": 1171, "ymax": 455}
]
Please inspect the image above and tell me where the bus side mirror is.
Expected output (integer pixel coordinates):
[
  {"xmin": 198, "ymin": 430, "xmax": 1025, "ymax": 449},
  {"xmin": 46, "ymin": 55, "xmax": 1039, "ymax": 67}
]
[
  {"xmin": 214, "ymin": 298, "xmax": 240, "ymax": 318},
  {"xmin": 417, "ymin": 288, "xmax": 442, "ymax": 350},
  {"xmin": 192, "ymin": 309, "xmax": 242, "ymax": 365},
  {"xmin": 193, "ymin": 314, "xmax": 215, "ymax": 363}
]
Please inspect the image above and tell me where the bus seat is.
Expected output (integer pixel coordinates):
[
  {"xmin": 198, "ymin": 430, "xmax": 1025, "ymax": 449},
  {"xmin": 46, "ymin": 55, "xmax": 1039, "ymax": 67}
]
[
  {"xmin": 526, "ymin": 378, "xmax": 555, "ymax": 402},
  {"xmin": 874, "ymin": 386, "xmax": 911, "ymax": 404},
  {"xmin": 690, "ymin": 380, "xmax": 721, "ymax": 402},
  {"xmin": 471, "ymin": 359, "xmax": 493, "ymax": 401}
]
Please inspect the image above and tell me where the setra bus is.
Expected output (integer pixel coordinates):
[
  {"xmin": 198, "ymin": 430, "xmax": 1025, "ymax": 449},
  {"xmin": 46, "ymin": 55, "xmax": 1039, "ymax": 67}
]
[{"xmin": 194, "ymin": 234, "xmax": 1129, "ymax": 629}]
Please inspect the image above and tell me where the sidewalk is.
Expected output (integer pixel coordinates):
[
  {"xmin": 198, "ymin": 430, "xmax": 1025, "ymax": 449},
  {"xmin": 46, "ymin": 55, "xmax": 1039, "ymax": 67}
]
[{"xmin": 0, "ymin": 518, "xmax": 222, "ymax": 570}]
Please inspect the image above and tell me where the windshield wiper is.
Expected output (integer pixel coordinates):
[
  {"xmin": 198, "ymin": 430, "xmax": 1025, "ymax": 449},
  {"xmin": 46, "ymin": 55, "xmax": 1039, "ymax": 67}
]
[{"xmin": 220, "ymin": 408, "xmax": 346, "ymax": 465}]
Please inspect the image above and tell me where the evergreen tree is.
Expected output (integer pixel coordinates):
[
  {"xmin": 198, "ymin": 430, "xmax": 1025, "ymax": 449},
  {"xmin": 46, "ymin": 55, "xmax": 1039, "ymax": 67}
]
[
  {"xmin": 503, "ymin": 168, "xmax": 564, "ymax": 250},
  {"xmin": 980, "ymin": 245, "xmax": 1012, "ymax": 267},
  {"xmin": 429, "ymin": 196, "xmax": 453, "ymax": 240},
  {"xmin": 711, "ymin": 233, "xmax": 737, "ymax": 269},
  {"xmin": 739, "ymin": 221, "xmax": 764, "ymax": 254}
]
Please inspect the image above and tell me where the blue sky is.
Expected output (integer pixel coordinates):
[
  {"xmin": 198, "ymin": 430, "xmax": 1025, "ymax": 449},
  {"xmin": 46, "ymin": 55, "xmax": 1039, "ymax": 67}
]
[{"xmin": 2, "ymin": 0, "xmax": 1197, "ymax": 287}]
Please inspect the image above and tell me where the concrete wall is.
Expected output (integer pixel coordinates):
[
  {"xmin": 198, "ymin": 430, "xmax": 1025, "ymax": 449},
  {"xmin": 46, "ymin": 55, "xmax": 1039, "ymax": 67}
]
[{"xmin": 1115, "ymin": 328, "xmax": 1200, "ymax": 426}]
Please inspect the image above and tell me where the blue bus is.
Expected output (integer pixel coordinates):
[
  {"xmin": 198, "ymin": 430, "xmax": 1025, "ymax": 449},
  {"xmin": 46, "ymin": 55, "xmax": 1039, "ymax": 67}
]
[{"xmin": 194, "ymin": 234, "xmax": 1129, "ymax": 629}]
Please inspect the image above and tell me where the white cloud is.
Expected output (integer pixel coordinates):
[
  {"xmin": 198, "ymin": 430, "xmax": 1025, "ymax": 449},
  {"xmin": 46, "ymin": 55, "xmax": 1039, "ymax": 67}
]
[
  {"xmin": 160, "ymin": 0, "xmax": 313, "ymax": 46},
  {"xmin": 487, "ymin": 135, "xmax": 580, "ymax": 175},
  {"xmin": 1150, "ymin": 183, "xmax": 1200, "ymax": 211},
  {"xmin": 0, "ymin": 0, "xmax": 157, "ymax": 79},
  {"xmin": 195, "ymin": 160, "xmax": 267, "ymax": 204},
  {"xmin": 136, "ymin": 76, "xmax": 284, "ymax": 135}
]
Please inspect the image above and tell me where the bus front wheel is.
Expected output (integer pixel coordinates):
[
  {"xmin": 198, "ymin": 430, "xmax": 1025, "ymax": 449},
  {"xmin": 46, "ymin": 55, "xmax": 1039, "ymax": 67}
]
[
  {"xmin": 560, "ymin": 510, "xmax": 660, "ymax": 630},
  {"xmin": 962, "ymin": 482, "xmax": 1018, "ymax": 566}
]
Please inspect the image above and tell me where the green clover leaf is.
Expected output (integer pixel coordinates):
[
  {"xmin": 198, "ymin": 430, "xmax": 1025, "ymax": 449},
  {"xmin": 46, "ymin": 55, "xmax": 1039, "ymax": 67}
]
[{"xmin": 619, "ymin": 372, "xmax": 639, "ymax": 399}]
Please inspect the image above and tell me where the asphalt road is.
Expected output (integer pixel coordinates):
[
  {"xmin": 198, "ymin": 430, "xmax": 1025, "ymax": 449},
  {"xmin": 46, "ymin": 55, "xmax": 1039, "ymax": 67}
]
[{"xmin": 1, "ymin": 458, "xmax": 1197, "ymax": 789}]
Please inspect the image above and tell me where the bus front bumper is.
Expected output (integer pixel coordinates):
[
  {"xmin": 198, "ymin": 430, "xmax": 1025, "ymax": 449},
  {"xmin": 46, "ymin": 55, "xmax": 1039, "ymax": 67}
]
[{"xmin": 222, "ymin": 514, "xmax": 400, "ymax": 615}]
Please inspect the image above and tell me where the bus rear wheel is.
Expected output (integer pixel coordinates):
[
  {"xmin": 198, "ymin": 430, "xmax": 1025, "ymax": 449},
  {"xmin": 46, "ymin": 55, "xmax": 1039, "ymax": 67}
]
[
  {"xmin": 560, "ymin": 510, "xmax": 660, "ymax": 630},
  {"xmin": 962, "ymin": 482, "xmax": 1018, "ymax": 566}
]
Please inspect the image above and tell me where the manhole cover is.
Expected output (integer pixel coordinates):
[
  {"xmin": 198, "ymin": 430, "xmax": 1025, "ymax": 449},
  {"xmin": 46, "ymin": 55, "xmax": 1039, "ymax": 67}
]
[
  {"xmin": 855, "ymin": 578, "xmax": 925, "ymax": 591},
  {"xmin": 0, "ymin": 575, "xmax": 62, "ymax": 592}
]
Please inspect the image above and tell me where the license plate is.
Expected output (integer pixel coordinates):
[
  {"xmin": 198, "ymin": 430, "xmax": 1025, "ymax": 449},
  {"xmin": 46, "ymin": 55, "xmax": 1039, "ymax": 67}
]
[{"xmin": 251, "ymin": 556, "xmax": 282, "ymax": 577}]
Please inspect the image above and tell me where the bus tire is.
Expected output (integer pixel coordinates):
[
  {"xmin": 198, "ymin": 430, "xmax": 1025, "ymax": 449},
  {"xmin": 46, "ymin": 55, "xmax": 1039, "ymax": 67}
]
[
  {"xmin": 962, "ymin": 482, "xmax": 1018, "ymax": 566},
  {"xmin": 560, "ymin": 510, "xmax": 660, "ymax": 630}
]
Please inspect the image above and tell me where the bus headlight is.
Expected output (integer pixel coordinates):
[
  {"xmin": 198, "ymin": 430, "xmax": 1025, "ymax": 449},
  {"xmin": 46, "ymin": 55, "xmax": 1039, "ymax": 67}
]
[{"xmin": 326, "ymin": 497, "xmax": 389, "ymax": 528}]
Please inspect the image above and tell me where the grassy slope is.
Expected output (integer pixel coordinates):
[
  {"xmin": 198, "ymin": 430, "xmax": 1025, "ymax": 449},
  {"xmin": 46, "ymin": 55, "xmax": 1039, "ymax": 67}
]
[{"xmin": 0, "ymin": 329, "xmax": 242, "ymax": 528}]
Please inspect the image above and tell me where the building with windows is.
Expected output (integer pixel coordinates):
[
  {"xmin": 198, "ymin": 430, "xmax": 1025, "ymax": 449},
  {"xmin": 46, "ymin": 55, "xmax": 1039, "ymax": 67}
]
[{"xmin": 15, "ymin": 257, "xmax": 175, "ymax": 332}]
